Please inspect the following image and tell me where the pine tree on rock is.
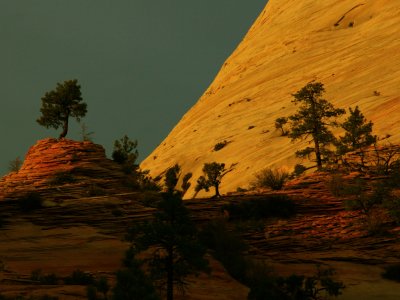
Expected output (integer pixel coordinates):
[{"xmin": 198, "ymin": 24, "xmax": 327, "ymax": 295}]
[
  {"xmin": 195, "ymin": 162, "xmax": 233, "ymax": 197},
  {"xmin": 336, "ymin": 106, "xmax": 377, "ymax": 155},
  {"xmin": 288, "ymin": 82, "xmax": 345, "ymax": 169},
  {"xmin": 37, "ymin": 79, "xmax": 87, "ymax": 139}
]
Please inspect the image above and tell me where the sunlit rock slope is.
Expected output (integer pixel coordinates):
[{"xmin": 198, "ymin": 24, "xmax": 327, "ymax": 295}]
[{"xmin": 142, "ymin": 0, "xmax": 400, "ymax": 198}]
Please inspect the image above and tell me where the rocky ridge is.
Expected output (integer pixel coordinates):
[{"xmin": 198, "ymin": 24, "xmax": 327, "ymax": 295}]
[
  {"xmin": 141, "ymin": 0, "xmax": 400, "ymax": 198},
  {"xmin": 0, "ymin": 138, "xmax": 133, "ymax": 200}
]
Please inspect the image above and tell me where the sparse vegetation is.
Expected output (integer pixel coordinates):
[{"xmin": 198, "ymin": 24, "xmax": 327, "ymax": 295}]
[
  {"xmin": 113, "ymin": 254, "xmax": 160, "ymax": 300},
  {"xmin": 80, "ymin": 122, "xmax": 94, "ymax": 142},
  {"xmin": 126, "ymin": 176, "xmax": 208, "ymax": 300},
  {"xmin": 292, "ymin": 164, "xmax": 307, "ymax": 177},
  {"xmin": 251, "ymin": 168, "xmax": 289, "ymax": 190},
  {"xmin": 64, "ymin": 269, "xmax": 95, "ymax": 285},
  {"xmin": 30, "ymin": 269, "xmax": 59, "ymax": 285},
  {"xmin": 195, "ymin": 162, "xmax": 233, "ymax": 197},
  {"xmin": 336, "ymin": 106, "xmax": 376, "ymax": 162},
  {"xmin": 37, "ymin": 79, "xmax": 87, "ymax": 139},
  {"xmin": 286, "ymin": 82, "xmax": 345, "ymax": 169},
  {"xmin": 8, "ymin": 156, "xmax": 22, "ymax": 172},
  {"xmin": 200, "ymin": 220, "xmax": 344, "ymax": 300},
  {"xmin": 112, "ymin": 135, "xmax": 139, "ymax": 174},
  {"xmin": 213, "ymin": 140, "xmax": 228, "ymax": 151}
]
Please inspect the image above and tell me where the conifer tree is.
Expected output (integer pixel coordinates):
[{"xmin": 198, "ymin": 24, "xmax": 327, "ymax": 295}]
[
  {"xmin": 288, "ymin": 82, "xmax": 345, "ymax": 169},
  {"xmin": 37, "ymin": 79, "xmax": 87, "ymax": 138},
  {"xmin": 195, "ymin": 162, "xmax": 232, "ymax": 197},
  {"xmin": 127, "ymin": 168, "xmax": 208, "ymax": 300},
  {"xmin": 336, "ymin": 106, "xmax": 376, "ymax": 155}
]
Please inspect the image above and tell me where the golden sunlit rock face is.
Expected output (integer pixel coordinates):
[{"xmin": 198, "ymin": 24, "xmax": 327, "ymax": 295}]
[{"xmin": 141, "ymin": 0, "xmax": 400, "ymax": 198}]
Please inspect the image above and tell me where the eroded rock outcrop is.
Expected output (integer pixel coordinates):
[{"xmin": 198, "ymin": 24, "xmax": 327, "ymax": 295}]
[{"xmin": 0, "ymin": 138, "xmax": 133, "ymax": 200}]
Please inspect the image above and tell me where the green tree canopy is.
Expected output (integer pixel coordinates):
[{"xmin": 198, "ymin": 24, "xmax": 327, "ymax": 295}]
[
  {"xmin": 112, "ymin": 135, "xmax": 139, "ymax": 174},
  {"xmin": 127, "ymin": 191, "xmax": 208, "ymax": 300},
  {"xmin": 336, "ymin": 106, "xmax": 376, "ymax": 156},
  {"xmin": 288, "ymin": 82, "xmax": 345, "ymax": 169},
  {"xmin": 37, "ymin": 79, "xmax": 87, "ymax": 139},
  {"xmin": 195, "ymin": 162, "xmax": 233, "ymax": 197}
]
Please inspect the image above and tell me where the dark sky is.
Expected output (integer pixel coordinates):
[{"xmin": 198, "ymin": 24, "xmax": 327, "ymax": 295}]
[{"xmin": 0, "ymin": 1, "xmax": 266, "ymax": 175}]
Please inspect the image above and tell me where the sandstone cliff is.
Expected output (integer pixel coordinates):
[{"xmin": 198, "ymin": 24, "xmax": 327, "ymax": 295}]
[
  {"xmin": 141, "ymin": 0, "xmax": 400, "ymax": 198},
  {"xmin": 0, "ymin": 138, "xmax": 133, "ymax": 200}
]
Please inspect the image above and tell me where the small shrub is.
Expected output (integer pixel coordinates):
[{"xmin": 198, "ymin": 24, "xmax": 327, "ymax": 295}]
[
  {"xmin": 8, "ymin": 157, "xmax": 22, "ymax": 172},
  {"xmin": 49, "ymin": 172, "xmax": 76, "ymax": 185},
  {"xmin": 382, "ymin": 264, "xmax": 400, "ymax": 281},
  {"xmin": 292, "ymin": 164, "xmax": 307, "ymax": 177},
  {"xmin": 373, "ymin": 90, "xmax": 381, "ymax": 96},
  {"xmin": 30, "ymin": 269, "xmax": 58, "ymax": 285},
  {"xmin": 64, "ymin": 269, "xmax": 94, "ymax": 285},
  {"xmin": 213, "ymin": 140, "xmax": 228, "ymax": 151},
  {"xmin": 252, "ymin": 168, "xmax": 289, "ymax": 190},
  {"xmin": 223, "ymin": 195, "xmax": 296, "ymax": 220},
  {"xmin": 18, "ymin": 192, "xmax": 43, "ymax": 212}
]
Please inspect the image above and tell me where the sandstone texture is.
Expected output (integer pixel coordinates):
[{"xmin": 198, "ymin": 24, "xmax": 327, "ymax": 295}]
[
  {"xmin": 0, "ymin": 138, "xmax": 133, "ymax": 200},
  {"xmin": 141, "ymin": 0, "xmax": 400, "ymax": 198}
]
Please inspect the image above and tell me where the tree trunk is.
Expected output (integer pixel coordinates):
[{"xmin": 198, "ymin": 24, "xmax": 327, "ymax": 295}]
[
  {"xmin": 214, "ymin": 184, "xmax": 220, "ymax": 197},
  {"xmin": 314, "ymin": 139, "xmax": 322, "ymax": 169},
  {"xmin": 59, "ymin": 117, "xmax": 69, "ymax": 139},
  {"xmin": 167, "ymin": 247, "xmax": 174, "ymax": 300}
]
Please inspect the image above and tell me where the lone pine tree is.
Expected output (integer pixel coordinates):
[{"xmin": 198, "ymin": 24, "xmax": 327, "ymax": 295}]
[
  {"xmin": 288, "ymin": 82, "xmax": 345, "ymax": 169},
  {"xmin": 37, "ymin": 79, "xmax": 87, "ymax": 139},
  {"xmin": 195, "ymin": 162, "xmax": 231, "ymax": 197},
  {"xmin": 127, "ymin": 168, "xmax": 208, "ymax": 300}
]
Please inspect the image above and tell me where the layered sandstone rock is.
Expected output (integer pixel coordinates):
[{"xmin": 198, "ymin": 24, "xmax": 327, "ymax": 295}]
[
  {"xmin": 141, "ymin": 0, "xmax": 400, "ymax": 198},
  {"xmin": 0, "ymin": 138, "xmax": 133, "ymax": 200}
]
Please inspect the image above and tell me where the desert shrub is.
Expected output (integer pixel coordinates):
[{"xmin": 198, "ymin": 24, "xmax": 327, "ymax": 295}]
[
  {"xmin": 292, "ymin": 164, "xmax": 307, "ymax": 177},
  {"xmin": 252, "ymin": 168, "xmax": 289, "ymax": 190},
  {"xmin": 49, "ymin": 172, "xmax": 76, "ymax": 185},
  {"xmin": 382, "ymin": 264, "xmax": 400, "ymax": 281},
  {"xmin": 213, "ymin": 140, "xmax": 228, "ymax": 151},
  {"xmin": 223, "ymin": 195, "xmax": 296, "ymax": 221},
  {"xmin": 64, "ymin": 269, "xmax": 94, "ymax": 285},
  {"xmin": 8, "ymin": 157, "xmax": 22, "ymax": 172},
  {"xmin": 18, "ymin": 192, "xmax": 43, "ymax": 212},
  {"xmin": 30, "ymin": 269, "xmax": 58, "ymax": 285}
]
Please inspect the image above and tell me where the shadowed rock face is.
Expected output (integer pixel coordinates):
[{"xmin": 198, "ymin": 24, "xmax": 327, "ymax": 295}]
[
  {"xmin": 141, "ymin": 0, "xmax": 400, "ymax": 198},
  {"xmin": 0, "ymin": 138, "xmax": 133, "ymax": 200}
]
